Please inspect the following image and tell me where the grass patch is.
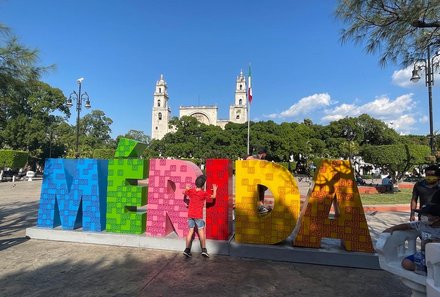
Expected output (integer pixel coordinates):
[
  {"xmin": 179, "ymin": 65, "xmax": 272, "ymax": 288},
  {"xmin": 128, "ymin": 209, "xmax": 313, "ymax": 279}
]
[{"xmin": 360, "ymin": 188, "xmax": 412, "ymax": 205}]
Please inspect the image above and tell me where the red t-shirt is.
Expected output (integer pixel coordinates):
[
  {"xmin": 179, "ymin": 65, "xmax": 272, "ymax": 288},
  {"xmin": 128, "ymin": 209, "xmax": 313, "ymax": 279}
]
[{"xmin": 184, "ymin": 188, "xmax": 212, "ymax": 219}]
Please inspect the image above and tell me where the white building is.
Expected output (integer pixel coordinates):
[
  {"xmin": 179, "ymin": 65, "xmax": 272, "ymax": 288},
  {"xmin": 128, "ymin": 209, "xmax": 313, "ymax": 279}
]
[{"xmin": 151, "ymin": 71, "xmax": 248, "ymax": 140}]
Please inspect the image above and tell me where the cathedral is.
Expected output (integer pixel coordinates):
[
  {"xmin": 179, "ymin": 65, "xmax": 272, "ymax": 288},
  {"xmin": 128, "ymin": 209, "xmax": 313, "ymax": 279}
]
[{"xmin": 151, "ymin": 71, "xmax": 249, "ymax": 140}]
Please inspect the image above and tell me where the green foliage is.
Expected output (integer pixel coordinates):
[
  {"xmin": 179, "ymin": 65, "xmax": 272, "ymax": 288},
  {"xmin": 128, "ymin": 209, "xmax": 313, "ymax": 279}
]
[
  {"xmin": 335, "ymin": 0, "xmax": 440, "ymax": 66},
  {"xmin": 150, "ymin": 113, "xmax": 432, "ymax": 172},
  {"xmin": 0, "ymin": 36, "xmax": 46, "ymax": 82},
  {"xmin": 93, "ymin": 149, "xmax": 115, "ymax": 160},
  {"xmin": 0, "ymin": 24, "xmax": 117, "ymax": 163},
  {"xmin": 116, "ymin": 130, "xmax": 150, "ymax": 145},
  {"xmin": 181, "ymin": 158, "xmax": 203, "ymax": 166},
  {"xmin": 81, "ymin": 110, "xmax": 114, "ymax": 148},
  {"xmin": 362, "ymin": 144, "xmax": 431, "ymax": 180},
  {"xmin": 0, "ymin": 149, "xmax": 28, "ymax": 168},
  {"xmin": 278, "ymin": 162, "xmax": 290, "ymax": 170},
  {"xmin": 0, "ymin": 27, "xmax": 69, "ymax": 163},
  {"xmin": 59, "ymin": 110, "xmax": 114, "ymax": 158}
]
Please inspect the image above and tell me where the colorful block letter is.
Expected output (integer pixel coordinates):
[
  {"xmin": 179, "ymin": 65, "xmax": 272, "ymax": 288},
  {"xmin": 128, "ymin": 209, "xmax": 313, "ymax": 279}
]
[
  {"xmin": 235, "ymin": 160, "xmax": 300, "ymax": 244},
  {"xmin": 37, "ymin": 158, "xmax": 108, "ymax": 231},
  {"xmin": 146, "ymin": 159, "xmax": 202, "ymax": 237},
  {"xmin": 205, "ymin": 159, "xmax": 233, "ymax": 240},
  {"xmin": 105, "ymin": 139, "xmax": 149, "ymax": 234},
  {"xmin": 293, "ymin": 159, "xmax": 374, "ymax": 253}
]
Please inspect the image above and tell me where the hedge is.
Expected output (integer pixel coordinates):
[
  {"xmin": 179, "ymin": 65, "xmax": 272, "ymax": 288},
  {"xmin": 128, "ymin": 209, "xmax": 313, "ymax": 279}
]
[
  {"xmin": 93, "ymin": 149, "xmax": 116, "ymax": 160},
  {"xmin": 0, "ymin": 150, "xmax": 29, "ymax": 169}
]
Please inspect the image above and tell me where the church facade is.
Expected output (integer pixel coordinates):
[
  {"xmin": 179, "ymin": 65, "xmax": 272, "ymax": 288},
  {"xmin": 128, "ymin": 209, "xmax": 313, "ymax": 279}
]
[{"xmin": 151, "ymin": 71, "xmax": 248, "ymax": 140}]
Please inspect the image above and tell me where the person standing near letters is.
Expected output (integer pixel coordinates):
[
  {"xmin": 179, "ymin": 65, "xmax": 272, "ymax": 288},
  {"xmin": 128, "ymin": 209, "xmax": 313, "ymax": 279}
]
[
  {"xmin": 383, "ymin": 194, "xmax": 440, "ymax": 273},
  {"xmin": 183, "ymin": 175, "xmax": 217, "ymax": 258},
  {"xmin": 410, "ymin": 165, "xmax": 440, "ymax": 221}
]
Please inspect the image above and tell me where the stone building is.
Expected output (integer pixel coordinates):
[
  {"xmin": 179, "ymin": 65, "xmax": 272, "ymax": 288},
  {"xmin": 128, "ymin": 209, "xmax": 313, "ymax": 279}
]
[{"xmin": 151, "ymin": 71, "xmax": 248, "ymax": 140}]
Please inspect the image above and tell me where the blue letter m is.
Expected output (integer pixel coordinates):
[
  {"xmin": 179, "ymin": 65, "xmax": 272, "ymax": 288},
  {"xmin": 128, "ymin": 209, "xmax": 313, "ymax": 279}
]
[{"xmin": 37, "ymin": 159, "xmax": 108, "ymax": 231}]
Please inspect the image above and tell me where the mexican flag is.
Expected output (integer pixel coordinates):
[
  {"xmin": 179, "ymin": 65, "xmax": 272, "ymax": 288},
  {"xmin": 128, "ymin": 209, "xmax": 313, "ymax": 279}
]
[{"xmin": 248, "ymin": 65, "xmax": 253, "ymax": 104}]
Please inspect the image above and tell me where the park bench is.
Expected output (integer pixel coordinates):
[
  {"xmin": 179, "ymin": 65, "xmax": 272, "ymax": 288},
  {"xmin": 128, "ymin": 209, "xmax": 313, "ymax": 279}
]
[
  {"xmin": 376, "ymin": 230, "xmax": 440, "ymax": 297},
  {"xmin": 0, "ymin": 170, "xmax": 17, "ymax": 182}
]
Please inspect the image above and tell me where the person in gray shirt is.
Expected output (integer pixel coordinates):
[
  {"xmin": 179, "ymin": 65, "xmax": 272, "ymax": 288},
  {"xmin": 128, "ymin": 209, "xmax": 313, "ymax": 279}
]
[{"xmin": 383, "ymin": 197, "xmax": 440, "ymax": 271}]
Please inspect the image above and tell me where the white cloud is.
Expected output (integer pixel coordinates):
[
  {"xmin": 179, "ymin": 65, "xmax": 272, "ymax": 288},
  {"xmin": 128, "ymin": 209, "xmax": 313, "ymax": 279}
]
[
  {"xmin": 322, "ymin": 104, "xmax": 360, "ymax": 122},
  {"xmin": 392, "ymin": 66, "xmax": 416, "ymax": 88},
  {"xmin": 386, "ymin": 115, "xmax": 417, "ymax": 135},
  {"xmin": 265, "ymin": 113, "xmax": 278, "ymax": 119},
  {"xmin": 321, "ymin": 93, "xmax": 419, "ymax": 134},
  {"xmin": 275, "ymin": 93, "xmax": 331, "ymax": 118},
  {"xmin": 420, "ymin": 115, "xmax": 429, "ymax": 123},
  {"xmin": 322, "ymin": 94, "xmax": 415, "ymax": 120},
  {"xmin": 362, "ymin": 94, "xmax": 415, "ymax": 116},
  {"xmin": 265, "ymin": 91, "xmax": 420, "ymax": 134}
]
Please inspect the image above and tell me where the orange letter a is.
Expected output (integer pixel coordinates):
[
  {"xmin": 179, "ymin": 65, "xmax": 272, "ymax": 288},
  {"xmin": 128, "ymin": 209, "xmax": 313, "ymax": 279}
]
[{"xmin": 293, "ymin": 159, "xmax": 374, "ymax": 253}]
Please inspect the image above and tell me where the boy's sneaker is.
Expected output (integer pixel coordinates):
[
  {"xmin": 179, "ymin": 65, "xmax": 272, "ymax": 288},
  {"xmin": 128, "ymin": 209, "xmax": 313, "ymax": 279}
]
[
  {"xmin": 183, "ymin": 248, "xmax": 192, "ymax": 258},
  {"xmin": 258, "ymin": 205, "xmax": 270, "ymax": 214},
  {"xmin": 201, "ymin": 248, "xmax": 209, "ymax": 258}
]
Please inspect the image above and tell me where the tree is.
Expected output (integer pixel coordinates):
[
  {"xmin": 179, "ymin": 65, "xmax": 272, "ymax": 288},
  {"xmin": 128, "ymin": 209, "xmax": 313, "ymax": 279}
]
[
  {"xmin": 362, "ymin": 144, "xmax": 431, "ymax": 181},
  {"xmin": 356, "ymin": 114, "xmax": 399, "ymax": 145},
  {"xmin": 335, "ymin": 0, "xmax": 440, "ymax": 66},
  {"xmin": 0, "ymin": 25, "xmax": 66, "ymax": 165},
  {"xmin": 0, "ymin": 25, "xmax": 48, "ymax": 83},
  {"xmin": 73, "ymin": 110, "xmax": 113, "ymax": 157},
  {"xmin": 0, "ymin": 80, "xmax": 69, "ymax": 163},
  {"xmin": 118, "ymin": 130, "xmax": 150, "ymax": 144}
]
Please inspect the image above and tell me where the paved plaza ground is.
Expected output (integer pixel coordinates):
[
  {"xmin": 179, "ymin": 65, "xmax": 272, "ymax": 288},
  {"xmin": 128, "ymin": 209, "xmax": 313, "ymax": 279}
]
[{"xmin": 0, "ymin": 179, "xmax": 412, "ymax": 296}]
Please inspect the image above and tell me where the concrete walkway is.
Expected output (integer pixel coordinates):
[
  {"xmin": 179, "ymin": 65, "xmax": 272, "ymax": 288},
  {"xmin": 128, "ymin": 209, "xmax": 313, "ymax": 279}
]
[{"xmin": 0, "ymin": 180, "xmax": 411, "ymax": 296}]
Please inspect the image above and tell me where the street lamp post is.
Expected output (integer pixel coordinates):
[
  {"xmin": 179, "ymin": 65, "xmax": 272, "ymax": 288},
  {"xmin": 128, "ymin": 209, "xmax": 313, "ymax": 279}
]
[
  {"xmin": 410, "ymin": 45, "xmax": 440, "ymax": 154},
  {"xmin": 66, "ymin": 78, "xmax": 91, "ymax": 158}
]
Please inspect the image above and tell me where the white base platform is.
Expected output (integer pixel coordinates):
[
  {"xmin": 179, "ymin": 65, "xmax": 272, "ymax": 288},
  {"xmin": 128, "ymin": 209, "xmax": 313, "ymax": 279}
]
[{"xmin": 26, "ymin": 227, "xmax": 380, "ymax": 269}]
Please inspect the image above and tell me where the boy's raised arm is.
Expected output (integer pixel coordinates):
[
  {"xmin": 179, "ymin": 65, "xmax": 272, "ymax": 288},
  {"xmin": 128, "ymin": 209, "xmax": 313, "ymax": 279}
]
[
  {"xmin": 183, "ymin": 185, "xmax": 191, "ymax": 195},
  {"xmin": 211, "ymin": 184, "xmax": 218, "ymax": 199}
]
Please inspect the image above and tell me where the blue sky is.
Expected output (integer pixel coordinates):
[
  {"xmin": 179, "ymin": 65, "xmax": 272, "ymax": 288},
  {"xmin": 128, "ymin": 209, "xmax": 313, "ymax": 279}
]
[{"xmin": 1, "ymin": 0, "xmax": 437, "ymax": 137}]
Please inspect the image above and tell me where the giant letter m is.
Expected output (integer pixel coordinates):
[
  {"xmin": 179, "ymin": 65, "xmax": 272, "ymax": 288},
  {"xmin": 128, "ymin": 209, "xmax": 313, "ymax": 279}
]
[{"xmin": 37, "ymin": 159, "xmax": 108, "ymax": 231}]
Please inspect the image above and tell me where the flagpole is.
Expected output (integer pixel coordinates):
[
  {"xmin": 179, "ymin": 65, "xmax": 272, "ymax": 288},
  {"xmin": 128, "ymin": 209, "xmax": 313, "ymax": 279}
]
[
  {"xmin": 247, "ymin": 64, "xmax": 252, "ymax": 156},
  {"xmin": 247, "ymin": 100, "xmax": 250, "ymax": 155}
]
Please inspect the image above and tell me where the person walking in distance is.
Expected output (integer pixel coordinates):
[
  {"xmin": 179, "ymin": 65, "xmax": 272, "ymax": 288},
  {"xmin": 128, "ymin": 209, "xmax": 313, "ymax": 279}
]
[{"xmin": 183, "ymin": 175, "xmax": 217, "ymax": 258}]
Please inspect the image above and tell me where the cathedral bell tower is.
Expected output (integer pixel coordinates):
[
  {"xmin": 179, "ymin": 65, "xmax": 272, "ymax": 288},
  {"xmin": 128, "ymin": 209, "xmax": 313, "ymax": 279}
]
[
  {"xmin": 151, "ymin": 74, "xmax": 171, "ymax": 140},
  {"xmin": 229, "ymin": 70, "xmax": 248, "ymax": 124}
]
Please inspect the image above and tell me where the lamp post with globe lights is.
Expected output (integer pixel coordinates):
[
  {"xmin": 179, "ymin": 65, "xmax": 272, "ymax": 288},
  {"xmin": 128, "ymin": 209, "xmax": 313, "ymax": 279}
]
[
  {"xmin": 410, "ymin": 45, "xmax": 440, "ymax": 154},
  {"xmin": 66, "ymin": 77, "xmax": 91, "ymax": 158}
]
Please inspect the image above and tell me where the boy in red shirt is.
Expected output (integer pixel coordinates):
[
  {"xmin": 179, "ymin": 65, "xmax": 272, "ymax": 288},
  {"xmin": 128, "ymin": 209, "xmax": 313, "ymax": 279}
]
[{"xmin": 183, "ymin": 175, "xmax": 217, "ymax": 258}]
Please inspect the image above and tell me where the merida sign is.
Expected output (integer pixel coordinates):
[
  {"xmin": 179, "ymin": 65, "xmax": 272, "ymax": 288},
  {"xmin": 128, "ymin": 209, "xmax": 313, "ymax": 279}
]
[{"xmin": 37, "ymin": 138, "xmax": 374, "ymax": 253}]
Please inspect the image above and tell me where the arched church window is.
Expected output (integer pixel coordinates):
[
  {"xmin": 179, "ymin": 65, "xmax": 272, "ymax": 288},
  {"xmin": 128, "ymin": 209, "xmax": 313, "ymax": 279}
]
[
  {"xmin": 158, "ymin": 112, "xmax": 162, "ymax": 120},
  {"xmin": 159, "ymin": 87, "xmax": 162, "ymax": 93},
  {"xmin": 236, "ymin": 114, "xmax": 240, "ymax": 119},
  {"xmin": 239, "ymin": 84, "xmax": 242, "ymax": 90},
  {"xmin": 239, "ymin": 99, "xmax": 242, "ymax": 105},
  {"xmin": 158, "ymin": 99, "xmax": 161, "ymax": 107}
]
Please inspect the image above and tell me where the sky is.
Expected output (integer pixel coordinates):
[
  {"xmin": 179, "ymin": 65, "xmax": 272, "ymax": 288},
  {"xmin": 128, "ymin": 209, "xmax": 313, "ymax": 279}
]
[{"xmin": 1, "ymin": 0, "xmax": 438, "ymax": 138}]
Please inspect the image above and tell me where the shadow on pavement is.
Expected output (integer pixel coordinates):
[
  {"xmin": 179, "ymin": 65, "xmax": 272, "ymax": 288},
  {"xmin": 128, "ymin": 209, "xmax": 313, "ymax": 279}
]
[
  {"xmin": 0, "ymin": 201, "xmax": 39, "ymax": 238},
  {"xmin": 0, "ymin": 236, "xmax": 30, "ymax": 251},
  {"xmin": 0, "ymin": 242, "xmax": 411, "ymax": 297}
]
